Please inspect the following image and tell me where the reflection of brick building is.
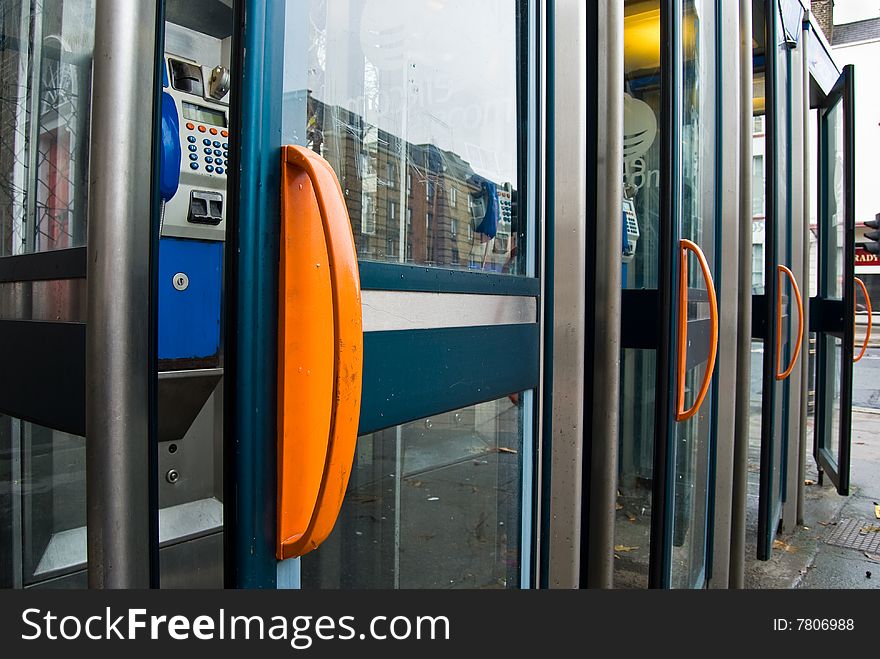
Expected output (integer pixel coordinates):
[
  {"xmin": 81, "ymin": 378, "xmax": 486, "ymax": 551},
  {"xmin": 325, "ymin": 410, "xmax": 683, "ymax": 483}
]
[{"xmin": 306, "ymin": 95, "xmax": 516, "ymax": 272}]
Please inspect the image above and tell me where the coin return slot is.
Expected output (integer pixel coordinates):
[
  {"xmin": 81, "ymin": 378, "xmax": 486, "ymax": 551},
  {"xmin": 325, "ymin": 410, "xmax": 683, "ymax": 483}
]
[{"xmin": 187, "ymin": 190, "xmax": 223, "ymax": 226}]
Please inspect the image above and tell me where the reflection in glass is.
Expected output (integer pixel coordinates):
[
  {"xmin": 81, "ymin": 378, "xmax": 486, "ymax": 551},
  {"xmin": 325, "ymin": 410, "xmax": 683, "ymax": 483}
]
[
  {"xmin": 0, "ymin": 415, "xmax": 87, "ymax": 588},
  {"xmin": 617, "ymin": 0, "xmax": 661, "ymax": 588},
  {"xmin": 822, "ymin": 102, "xmax": 845, "ymax": 301},
  {"xmin": 301, "ymin": 395, "xmax": 524, "ymax": 589},
  {"xmin": 0, "ymin": 1, "xmax": 95, "ymax": 255},
  {"xmin": 282, "ymin": 0, "xmax": 526, "ymax": 274},
  {"xmin": 817, "ymin": 335, "xmax": 842, "ymax": 469},
  {"xmin": 669, "ymin": 0, "xmax": 716, "ymax": 589},
  {"xmin": 615, "ymin": 349, "xmax": 655, "ymax": 589}
]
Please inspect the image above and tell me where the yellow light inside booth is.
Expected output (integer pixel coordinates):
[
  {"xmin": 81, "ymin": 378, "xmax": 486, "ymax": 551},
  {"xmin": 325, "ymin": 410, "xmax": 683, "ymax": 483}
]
[
  {"xmin": 625, "ymin": 4, "xmax": 661, "ymax": 73},
  {"xmin": 624, "ymin": 3, "xmax": 699, "ymax": 75}
]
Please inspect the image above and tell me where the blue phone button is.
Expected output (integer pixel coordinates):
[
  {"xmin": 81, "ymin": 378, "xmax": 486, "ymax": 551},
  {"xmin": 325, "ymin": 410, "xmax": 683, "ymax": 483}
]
[
  {"xmin": 205, "ymin": 156, "xmax": 213, "ymax": 164},
  {"xmin": 187, "ymin": 136, "xmax": 196, "ymax": 143},
  {"xmin": 216, "ymin": 167, "xmax": 224, "ymax": 175},
  {"xmin": 206, "ymin": 165, "xmax": 214, "ymax": 173},
  {"xmin": 188, "ymin": 144, "xmax": 197, "ymax": 152},
  {"xmin": 203, "ymin": 138, "xmax": 212, "ymax": 146},
  {"xmin": 188, "ymin": 153, "xmax": 198, "ymax": 161},
  {"xmin": 190, "ymin": 162, "xmax": 199, "ymax": 170}
]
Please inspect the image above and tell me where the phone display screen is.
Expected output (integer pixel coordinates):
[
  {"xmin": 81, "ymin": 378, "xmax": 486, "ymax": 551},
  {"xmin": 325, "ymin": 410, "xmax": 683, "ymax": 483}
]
[{"xmin": 182, "ymin": 101, "xmax": 227, "ymax": 127}]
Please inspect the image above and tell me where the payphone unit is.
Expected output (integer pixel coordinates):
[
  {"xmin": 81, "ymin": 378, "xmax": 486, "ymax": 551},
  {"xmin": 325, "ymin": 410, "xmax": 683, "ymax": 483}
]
[
  {"xmin": 153, "ymin": 40, "xmax": 232, "ymax": 586},
  {"xmin": 162, "ymin": 53, "xmax": 230, "ymax": 240}
]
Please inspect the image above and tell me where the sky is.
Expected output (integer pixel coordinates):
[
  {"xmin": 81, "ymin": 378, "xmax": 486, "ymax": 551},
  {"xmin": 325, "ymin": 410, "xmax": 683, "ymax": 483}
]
[{"xmin": 833, "ymin": 0, "xmax": 880, "ymax": 24}]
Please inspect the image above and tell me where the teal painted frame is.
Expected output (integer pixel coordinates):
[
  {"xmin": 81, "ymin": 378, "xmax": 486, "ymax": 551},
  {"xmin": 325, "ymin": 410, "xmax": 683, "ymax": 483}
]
[{"xmin": 224, "ymin": 0, "xmax": 284, "ymax": 588}]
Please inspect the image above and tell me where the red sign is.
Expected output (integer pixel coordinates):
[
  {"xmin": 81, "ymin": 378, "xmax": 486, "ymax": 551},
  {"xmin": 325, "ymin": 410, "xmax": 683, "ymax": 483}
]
[{"xmin": 856, "ymin": 248, "xmax": 879, "ymax": 266}]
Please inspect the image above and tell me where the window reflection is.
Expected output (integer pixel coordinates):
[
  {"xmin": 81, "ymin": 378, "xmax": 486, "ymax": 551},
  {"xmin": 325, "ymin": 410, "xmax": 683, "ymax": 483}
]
[
  {"xmin": 617, "ymin": 0, "xmax": 663, "ymax": 589},
  {"xmin": 283, "ymin": 0, "xmax": 525, "ymax": 274},
  {"xmin": 301, "ymin": 395, "xmax": 524, "ymax": 589},
  {"xmin": 0, "ymin": 1, "xmax": 94, "ymax": 256}
]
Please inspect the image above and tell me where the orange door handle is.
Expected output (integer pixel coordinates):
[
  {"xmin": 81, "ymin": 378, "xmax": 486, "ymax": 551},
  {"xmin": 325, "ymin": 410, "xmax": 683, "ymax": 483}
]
[
  {"xmin": 775, "ymin": 265, "xmax": 803, "ymax": 381},
  {"xmin": 277, "ymin": 145, "xmax": 363, "ymax": 560},
  {"xmin": 854, "ymin": 277, "xmax": 873, "ymax": 363},
  {"xmin": 676, "ymin": 239, "xmax": 719, "ymax": 422}
]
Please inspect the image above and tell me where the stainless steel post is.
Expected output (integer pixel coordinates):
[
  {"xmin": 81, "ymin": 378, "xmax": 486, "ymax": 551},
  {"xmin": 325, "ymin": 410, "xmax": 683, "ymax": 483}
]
[
  {"xmin": 586, "ymin": 0, "xmax": 623, "ymax": 589},
  {"xmin": 86, "ymin": 0, "xmax": 159, "ymax": 589},
  {"xmin": 548, "ymin": 0, "xmax": 587, "ymax": 588},
  {"xmin": 730, "ymin": 0, "xmax": 753, "ymax": 589},
  {"xmin": 710, "ymin": 0, "xmax": 742, "ymax": 589}
]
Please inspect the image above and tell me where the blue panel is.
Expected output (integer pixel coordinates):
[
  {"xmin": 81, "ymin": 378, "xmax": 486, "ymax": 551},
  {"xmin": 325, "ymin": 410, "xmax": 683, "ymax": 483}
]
[
  {"xmin": 158, "ymin": 238, "xmax": 223, "ymax": 361},
  {"xmin": 359, "ymin": 260, "xmax": 540, "ymax": 296},
  {"xmin": 359, "ymin": 324, "xmax": 540, "ymax": 435}
]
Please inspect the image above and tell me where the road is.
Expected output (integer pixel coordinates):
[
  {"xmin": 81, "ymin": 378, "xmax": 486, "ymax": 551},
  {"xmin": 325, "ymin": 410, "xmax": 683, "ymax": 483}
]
[{"xmin": 749, "ymin": 344, "xmax": 880, "ymax": 409}]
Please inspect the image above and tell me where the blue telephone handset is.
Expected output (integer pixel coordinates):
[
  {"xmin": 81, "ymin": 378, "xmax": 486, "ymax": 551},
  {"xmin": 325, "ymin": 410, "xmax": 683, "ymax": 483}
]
[{"xmin": 159, "ymin": 90, "xmax": 181, "ymax": 203}]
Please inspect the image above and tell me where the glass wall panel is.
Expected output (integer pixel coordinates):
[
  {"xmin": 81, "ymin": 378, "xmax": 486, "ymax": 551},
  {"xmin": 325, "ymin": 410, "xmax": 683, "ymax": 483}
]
[
  {"xmin": 0, "ymin": 0, "xmax": 95, "ymax": 255},
  {"xmin": 0, "ymin": 415, "xmax": 86, "ymax": 588},
  {"xmin": 670, "ymin": 0, "xmax": 716, "ymax": 589},
  {"xmin": 281, "ymin": 0, "xmax": 528, "ymax": 274},
  {"xmin": 301, "ymin": 395, "xmax": 524, "ymax": 589},
  {"xmin": 617, "ymin": 0, "xmax": 662, "ymax": 588}
]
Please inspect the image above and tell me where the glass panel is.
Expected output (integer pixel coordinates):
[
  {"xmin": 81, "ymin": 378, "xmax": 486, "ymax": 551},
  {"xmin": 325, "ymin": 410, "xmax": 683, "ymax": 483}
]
[
  {"xmin": 301, "ymin": 394, "xmax": 524, "ymax": 589},
  {"xmin": 616, "ymin": 0, "xmax": 662, "ymax": 588},
  {"xmin": 0, "ymin": 1, "xmax": 95, "ymax": 255},
  {"xmin": 669, "ymin": 0, "xmax": 716, "ymax": 589},
  {"xmin": 0, "ymin": 279, "xmax": 87, "ymax": 321},
  {"xmin": 623, "ymin": 1, "xmax": 661, "ymax": 290},
  {"xmin": 821, "ymin": 100, "xmax": 845, "ymax": 301},
  {"xmin": 281, "ymin": 0, "xmax": 527, "ymax": 274},
  {"xmin": 615, "ymin": 348, "xmax": 655, "ymax": 589},
  {"xmin": 0, "ymin": 415, "xmax": 87, "ymax": 588},
  {"xmin": 818, "ymin": 334, "xmax": 842, "ymax": 466},
  {"xmin": 752, "ymin": 128, "xmax": 766, "ymax": 294}
]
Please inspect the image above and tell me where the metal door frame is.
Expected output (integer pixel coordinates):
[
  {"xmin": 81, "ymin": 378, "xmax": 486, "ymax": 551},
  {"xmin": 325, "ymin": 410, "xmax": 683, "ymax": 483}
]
[{"xmin": 812, "ymin": 64, "xmax": 855, "ymax": 495}]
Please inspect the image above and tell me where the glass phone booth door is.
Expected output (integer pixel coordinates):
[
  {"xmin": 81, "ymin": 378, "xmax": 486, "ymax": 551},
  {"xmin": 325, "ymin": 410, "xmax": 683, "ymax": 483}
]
[
  {"xmin": 226, "ymin": 0, "xmax": 542, "ymax": 589},
  {"xmin": 813, "ymin": 64, "xmax": 856, "ymax": 495}
]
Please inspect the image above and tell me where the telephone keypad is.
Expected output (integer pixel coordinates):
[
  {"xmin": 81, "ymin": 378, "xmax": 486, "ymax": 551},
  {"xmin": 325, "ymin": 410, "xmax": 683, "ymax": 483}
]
[{"xmin": 180, "ymin": 109, "xmax": 228, "ymax": 177}]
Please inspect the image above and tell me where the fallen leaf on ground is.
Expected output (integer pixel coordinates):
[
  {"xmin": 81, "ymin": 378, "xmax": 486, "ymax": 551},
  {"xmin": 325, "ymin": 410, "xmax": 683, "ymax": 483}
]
[
  {"xmin": 874, "ymin": 503, "xmax": 880, "ymax": 520},
  {"xmin": 865, "ymin": 552, "xmax": 880, "ymax": 563},
  {"xmin": 773, "ymin": 539, "xmax": 797, "ymax": 553},
  {"xmin": 859, "ymin": 524, "xmax": 880, "ymax": 535},
  {"xmin": 615, "ymin": 503, "xmax": 624, "ymax": 511},
  {"xmin": 804, "ymin": 479, "xmax": 815, "ymax": 486},
  {"xmin": 614, "ymin": 544, "xmax": 639, "ymax": 553},
  {"xmin": 626, "ymin": 513, "xmax": 637, "ymax": 523},
  {"xmin": 497, "ymin": 447, "xmax": 518, "ymax": 454}
]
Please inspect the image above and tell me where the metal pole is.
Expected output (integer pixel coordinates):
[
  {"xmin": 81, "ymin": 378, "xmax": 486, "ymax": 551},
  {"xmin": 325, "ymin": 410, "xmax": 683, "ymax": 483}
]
[
  {"xmin": 547, "ymin": 0, "xmax": 587, "ymax": 589},
  {"xmin": 586, "ymin": 0, "xmax": 623, "ymax": 589},
  {"xmin": 709, "ymin": 0, "xmax": 742, "ymax": 589},
  {"xmin": 86, "ymin": 0, "xmax": 159, "ymax": 589},
  {"xmin": 797, "ymin": 13, "xmax": 811, "ymax": 526},
  {"xmin": 729, "ymin": 0, "xmax": 753, "ymax": 589}
]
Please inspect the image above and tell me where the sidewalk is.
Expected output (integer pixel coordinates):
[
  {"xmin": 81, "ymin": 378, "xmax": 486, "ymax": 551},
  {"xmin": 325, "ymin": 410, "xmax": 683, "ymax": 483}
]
[{"xmin": 744, "ymin": 408, "xmax": 880, "ymax": 589}]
